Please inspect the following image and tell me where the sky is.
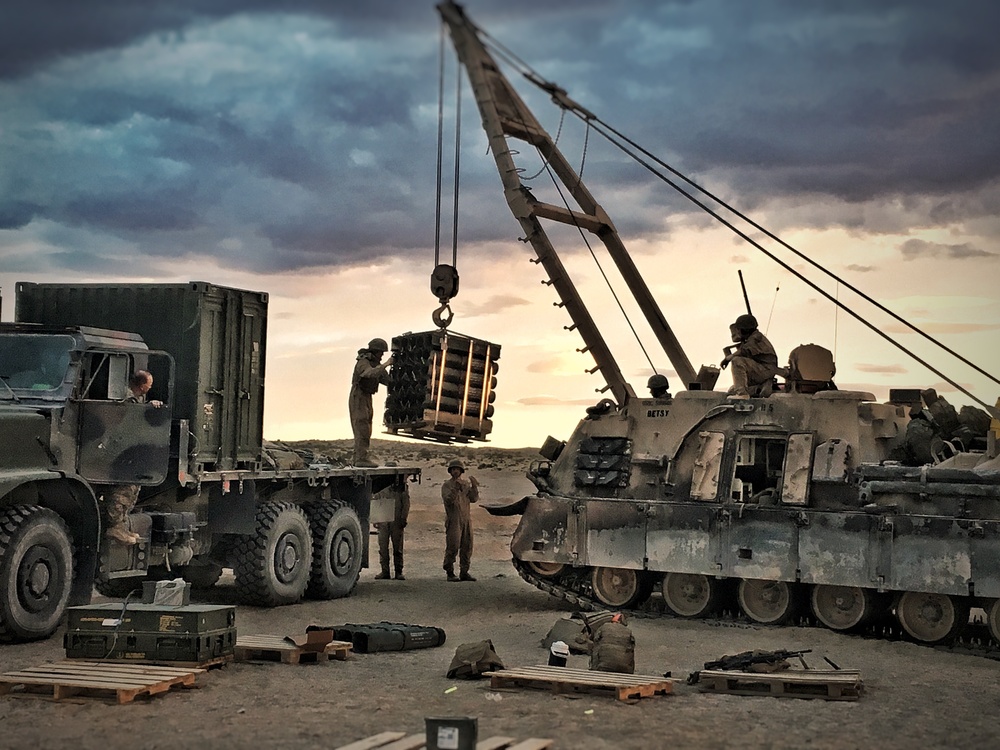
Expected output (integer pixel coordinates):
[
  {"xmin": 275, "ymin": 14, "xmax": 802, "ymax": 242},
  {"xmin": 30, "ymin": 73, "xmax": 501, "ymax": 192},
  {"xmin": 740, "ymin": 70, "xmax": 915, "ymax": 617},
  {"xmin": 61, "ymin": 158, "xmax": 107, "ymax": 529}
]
[{"xmin": 1, "ymin": 0, "xmax": 998, "ymax": 449}]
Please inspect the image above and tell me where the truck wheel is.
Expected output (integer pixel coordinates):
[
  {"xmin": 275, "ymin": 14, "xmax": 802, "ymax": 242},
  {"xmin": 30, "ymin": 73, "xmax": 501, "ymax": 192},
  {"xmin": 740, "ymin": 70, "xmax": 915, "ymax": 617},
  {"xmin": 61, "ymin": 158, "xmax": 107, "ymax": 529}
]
[
  {"xmin": 233, "ymin": 501, "xmax": 312, "ymax": 606},
  {"xmin": 306, "ymin": 502, "xmax": 363, "ymax": 600},
  {"xmin": 0, "ymin": 505, "xmax": 74, "ymax": 642}
]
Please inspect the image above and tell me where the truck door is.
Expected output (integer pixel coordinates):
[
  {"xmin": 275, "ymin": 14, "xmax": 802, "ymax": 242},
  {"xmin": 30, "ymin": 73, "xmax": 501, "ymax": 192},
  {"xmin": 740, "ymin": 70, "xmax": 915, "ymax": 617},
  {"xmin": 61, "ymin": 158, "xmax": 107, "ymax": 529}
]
[{"xmin": 77, "ymin": 351, "xmax": 174, "ymax": 484}]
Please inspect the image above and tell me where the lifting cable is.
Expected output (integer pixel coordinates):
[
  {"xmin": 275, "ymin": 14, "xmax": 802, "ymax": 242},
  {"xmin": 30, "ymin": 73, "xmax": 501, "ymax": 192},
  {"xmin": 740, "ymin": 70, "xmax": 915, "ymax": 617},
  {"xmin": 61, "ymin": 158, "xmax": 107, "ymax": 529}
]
[
  {"xmin": 432, "ymin": 22, "xmax": 464, "ymax": 328},
  {"xmin": 479, "ymin": 34, "xmax": 999, "ymax": 408}
]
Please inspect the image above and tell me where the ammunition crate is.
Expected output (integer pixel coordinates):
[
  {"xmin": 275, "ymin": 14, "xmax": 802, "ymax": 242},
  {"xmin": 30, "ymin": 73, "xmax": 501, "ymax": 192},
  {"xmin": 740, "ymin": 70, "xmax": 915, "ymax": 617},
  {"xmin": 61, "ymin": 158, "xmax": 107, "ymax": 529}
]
[
  {"xmin": 385, "ymin": 330, "xmax": 500, "ymax": 443},
  {"xmin": 64, "ymin": 603, "xmax": 236, "ymax": 663}
]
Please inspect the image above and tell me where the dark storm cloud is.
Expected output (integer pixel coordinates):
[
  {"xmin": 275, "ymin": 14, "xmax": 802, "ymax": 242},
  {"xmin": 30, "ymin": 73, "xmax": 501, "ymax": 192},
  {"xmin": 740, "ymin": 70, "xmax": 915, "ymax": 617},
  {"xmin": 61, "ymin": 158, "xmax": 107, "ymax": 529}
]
[{"xmin": 1, "ymin": 0, "xmax": 998, "ymax": 277}]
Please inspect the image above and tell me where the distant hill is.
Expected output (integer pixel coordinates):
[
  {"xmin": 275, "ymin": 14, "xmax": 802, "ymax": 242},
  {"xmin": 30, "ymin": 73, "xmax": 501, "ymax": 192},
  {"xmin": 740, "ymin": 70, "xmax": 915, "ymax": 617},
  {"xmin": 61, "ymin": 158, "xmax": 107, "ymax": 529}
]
[{"xmin": 281, "ymin": 438, "xmax": 542, "ymax": 472}]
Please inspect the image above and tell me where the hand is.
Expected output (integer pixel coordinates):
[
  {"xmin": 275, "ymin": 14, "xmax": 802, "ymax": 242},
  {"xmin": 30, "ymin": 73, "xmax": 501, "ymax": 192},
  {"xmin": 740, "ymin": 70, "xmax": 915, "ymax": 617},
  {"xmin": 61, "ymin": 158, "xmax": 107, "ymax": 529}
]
[
  {"xmin": 150, "ymin": 400, "xmax": 163, "ymax": 408},
  {"xmin": 384, "ymin": 355, "xmax": 395, "ymax": 366}
]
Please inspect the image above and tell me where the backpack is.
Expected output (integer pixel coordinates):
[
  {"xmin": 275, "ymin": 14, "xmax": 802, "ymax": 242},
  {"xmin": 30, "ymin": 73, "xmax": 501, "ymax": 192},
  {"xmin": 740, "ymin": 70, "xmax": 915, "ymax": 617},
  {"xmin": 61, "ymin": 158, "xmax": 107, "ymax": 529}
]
[
  {"xmin": 446, "ymin": 639, "xmax": 505, "ymax": 679},
  {"xmin": 589, "ymin": 621, "xmax": 635, "ymax": 674}
]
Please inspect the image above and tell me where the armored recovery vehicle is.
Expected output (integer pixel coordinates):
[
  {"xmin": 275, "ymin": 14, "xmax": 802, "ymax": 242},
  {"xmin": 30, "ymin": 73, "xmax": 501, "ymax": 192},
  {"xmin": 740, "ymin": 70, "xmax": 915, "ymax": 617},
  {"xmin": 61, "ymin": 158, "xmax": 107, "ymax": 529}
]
[
  {"xmin": 438, "ymin": 1, "xmax": 1000, "ymax": 645},
  {"xmin": 0, "ymin": 280, "xmax": 417, "ymax": 642}
]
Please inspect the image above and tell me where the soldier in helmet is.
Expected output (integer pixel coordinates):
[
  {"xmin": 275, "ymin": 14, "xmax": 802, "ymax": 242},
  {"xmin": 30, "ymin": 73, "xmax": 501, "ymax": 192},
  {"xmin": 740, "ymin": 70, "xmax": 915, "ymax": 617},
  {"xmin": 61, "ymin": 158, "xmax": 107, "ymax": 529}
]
[
  {"xmin": 441, "ymin": 458, "xmax": 479, "ymax": 582},
  {"xmin": 720, "ymin": 314, "xmax": 779, "ymax": 398},
  {"xmin": 647, "ymin": 373, "xmax": 671, "ymax": 400},
  {"xmin": 349, "ymin": 338, "xmax": 394, "ymax": 467}
]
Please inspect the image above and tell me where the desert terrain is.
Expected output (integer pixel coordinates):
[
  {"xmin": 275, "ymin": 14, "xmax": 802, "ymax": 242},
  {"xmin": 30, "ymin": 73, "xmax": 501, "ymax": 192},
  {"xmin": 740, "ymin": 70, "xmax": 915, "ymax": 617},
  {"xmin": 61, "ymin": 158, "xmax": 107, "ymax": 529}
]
[{"xmin": 1, "ymin": 439, "xmax": 999, "ymax": 750}]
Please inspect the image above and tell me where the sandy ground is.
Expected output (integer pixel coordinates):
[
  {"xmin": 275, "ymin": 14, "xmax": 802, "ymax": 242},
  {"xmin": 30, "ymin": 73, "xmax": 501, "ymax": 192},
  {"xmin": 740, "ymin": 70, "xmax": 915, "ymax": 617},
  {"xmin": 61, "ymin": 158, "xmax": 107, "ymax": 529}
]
[{"xmin": 2, "ymin": 448, "xmax": 1000, "ymax": 750}]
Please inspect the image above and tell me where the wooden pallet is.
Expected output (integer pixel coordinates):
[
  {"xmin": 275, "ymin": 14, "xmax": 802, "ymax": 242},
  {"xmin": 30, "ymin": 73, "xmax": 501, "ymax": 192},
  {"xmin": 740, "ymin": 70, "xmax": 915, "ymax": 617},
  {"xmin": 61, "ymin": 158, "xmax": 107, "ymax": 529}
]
[
  {"xmin": 334, "ymin": 732, "xmax": 553, "ymax": 750},
  {"xmin": 697, "ymin": 668, "xmax": 864, "ymax": 701},
  {"xmin": 66, "ymin": 654, "xmax": 233, "ymax": 670},
  {"xmin": 0, "ymin": 660, "xmax": 204, "ymax": 704},
  {"xmin": 485, "ymin": 665, "xmax": 673, "ymax": 702},
  {"xmin": 234, "ymin": 635, "xmax": 352, "ymax": 664}
]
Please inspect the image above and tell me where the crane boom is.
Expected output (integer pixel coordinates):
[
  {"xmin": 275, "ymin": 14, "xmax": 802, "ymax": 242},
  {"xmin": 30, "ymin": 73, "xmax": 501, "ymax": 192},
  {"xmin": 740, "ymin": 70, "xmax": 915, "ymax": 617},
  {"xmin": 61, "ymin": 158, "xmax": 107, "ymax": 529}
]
[{"xmin": 438, "ymin": 1, "xmax": 699, "ymax": 402}]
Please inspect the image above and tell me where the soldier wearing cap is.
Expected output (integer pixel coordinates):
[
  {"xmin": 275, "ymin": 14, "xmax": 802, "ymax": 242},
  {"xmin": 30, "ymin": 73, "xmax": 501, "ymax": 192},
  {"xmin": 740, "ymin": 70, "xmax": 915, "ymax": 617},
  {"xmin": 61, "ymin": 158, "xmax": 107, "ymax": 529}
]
[
  {"xmin": 349, "ymin": 338, "xmax": 394, "ymax": 467},
  {"xmin": 720, "ymin": 314, "xmax": 779, "ymax": 398},
  {"xmin": 441, "ymin": 459, "xmax": 479, "ymax": 582}
]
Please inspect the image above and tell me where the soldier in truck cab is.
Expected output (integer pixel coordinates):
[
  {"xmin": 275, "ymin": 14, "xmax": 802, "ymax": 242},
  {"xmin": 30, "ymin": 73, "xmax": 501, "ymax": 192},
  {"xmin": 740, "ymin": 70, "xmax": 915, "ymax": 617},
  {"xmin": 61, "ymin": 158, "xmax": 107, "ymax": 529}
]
[
  {"xmin": 720, "ymin": 314, "xmax": 779, "ymax": 399},
  {"xmin": 98, "ymin": 370, "xmax": 163, "ymax": 545},
  {"xmin": 647, "ymin": 373, "xmax": 671, "ymax": 400}
]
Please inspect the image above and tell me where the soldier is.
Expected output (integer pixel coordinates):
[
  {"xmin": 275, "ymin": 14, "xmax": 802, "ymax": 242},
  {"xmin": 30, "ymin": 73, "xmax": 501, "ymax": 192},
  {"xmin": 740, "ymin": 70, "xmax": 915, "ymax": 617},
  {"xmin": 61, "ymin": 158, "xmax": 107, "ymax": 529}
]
[
  {"xmin": 374, "ymin": 487, "xmax": 410, "ymax": 580},
  {"xmin": 720, "ymin": 314, "xmax": 779, "ymax": 398},
  {"xmin": 441, "ymin": 459, "xmax": 478, "ymax": 582},
  {"xmin": 349, "ymin": 338, "xmax": 394, "ymax": 467},
  {"xmin": 647, "ymin": 373, "xmax": 671, "ymax": 399},
  {"xmin": 100, "ymin": 370, "xmax": 162, "ymax": 545}
]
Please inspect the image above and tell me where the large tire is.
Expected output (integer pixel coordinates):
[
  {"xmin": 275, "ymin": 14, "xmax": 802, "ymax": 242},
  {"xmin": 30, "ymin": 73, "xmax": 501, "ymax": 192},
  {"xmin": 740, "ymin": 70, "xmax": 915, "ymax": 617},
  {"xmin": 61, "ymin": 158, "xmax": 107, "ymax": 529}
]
[
  {"xmin": 306, "ymin": 502, "xmax": 364, "ymax": 600},
  {"xmin": 0, "ymin": 505, "xmax": 74, "ymax": 642},
  {"xmin": 181, "ymin": 556, "xmax": 224, "ymax": 589},
  {"xmin": 233, "ymin": 501, "xmax": 312, "ymax": 606}
]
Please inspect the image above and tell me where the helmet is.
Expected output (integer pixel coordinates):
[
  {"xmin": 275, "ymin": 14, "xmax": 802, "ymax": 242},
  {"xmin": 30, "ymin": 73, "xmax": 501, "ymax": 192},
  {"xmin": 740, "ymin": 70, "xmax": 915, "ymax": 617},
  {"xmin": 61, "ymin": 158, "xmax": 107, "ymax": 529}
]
[
  {"xmin": 733, "ymin": 314, "xmax": 758, "ymax": 332},
  {"xmin": 647, "ymin": 373, "xmax": 669, "ymax": 391},
  {"xmin": 367, "ymin": 337, "xmax": 389, "ymax": 352},
  {"xmin": 447, "ymin": 459, "xmax": 465, "ymax": 472}
]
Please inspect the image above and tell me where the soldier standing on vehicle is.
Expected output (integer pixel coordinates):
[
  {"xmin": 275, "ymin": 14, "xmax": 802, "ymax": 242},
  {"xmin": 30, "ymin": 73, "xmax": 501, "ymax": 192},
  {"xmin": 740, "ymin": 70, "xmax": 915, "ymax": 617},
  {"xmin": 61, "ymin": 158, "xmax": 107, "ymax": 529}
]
[
  {"xmin": 720, "ymin": 314, "xmax": 779, "ymax": 398},
  {"xmin": 349, "ymin": 338, "xmax": 393, "ymax": 467},
  {"xmin": 441, "ymin": 459, "xmax": 478, "ymax": 582},
  {"xmin": 100, "ymin": 370, "xmax": 162, "ymax": 545},
  {"xmin": 375, "ymin": 486, "xmax": 410, "ymax": 580}
]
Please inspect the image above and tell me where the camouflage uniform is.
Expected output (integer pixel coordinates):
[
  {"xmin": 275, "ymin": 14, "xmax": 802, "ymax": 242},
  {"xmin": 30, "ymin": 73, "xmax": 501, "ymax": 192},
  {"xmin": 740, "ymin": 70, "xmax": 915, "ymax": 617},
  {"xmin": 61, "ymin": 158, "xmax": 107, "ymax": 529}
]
[
  {"xmin": 441, "ymin": 472, "xmax": 478, "ymax": 580},
  {"xmin": 376, "ymin": 489, "xmax": 410, "ymax": 580},
  {"xmin": 99, "ymin": 389, "xmax": 146, "ymax": 544},
  {"xmin": 729, "ymin": 330, "xmax": 779, "ymax": 396},
  {"xmin": 349, "ymin": 350, "xmax": 391, "ymax": 466}
]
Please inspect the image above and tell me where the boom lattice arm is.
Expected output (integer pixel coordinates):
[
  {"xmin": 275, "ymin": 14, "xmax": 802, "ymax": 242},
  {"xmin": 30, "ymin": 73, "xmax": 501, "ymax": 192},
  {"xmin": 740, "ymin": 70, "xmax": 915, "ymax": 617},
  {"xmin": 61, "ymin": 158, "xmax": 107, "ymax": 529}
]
[{"xmin": 438, "ymin": 1, "xmax": 698, "ymax": 402}]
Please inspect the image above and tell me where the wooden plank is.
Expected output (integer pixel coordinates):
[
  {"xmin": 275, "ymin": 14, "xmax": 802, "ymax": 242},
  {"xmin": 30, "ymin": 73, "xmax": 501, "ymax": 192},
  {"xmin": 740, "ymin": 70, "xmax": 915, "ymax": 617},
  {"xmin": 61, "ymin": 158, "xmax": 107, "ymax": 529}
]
[{"xmin": 334, "ymin": 731, "xmax": 408, "ymax": 750}]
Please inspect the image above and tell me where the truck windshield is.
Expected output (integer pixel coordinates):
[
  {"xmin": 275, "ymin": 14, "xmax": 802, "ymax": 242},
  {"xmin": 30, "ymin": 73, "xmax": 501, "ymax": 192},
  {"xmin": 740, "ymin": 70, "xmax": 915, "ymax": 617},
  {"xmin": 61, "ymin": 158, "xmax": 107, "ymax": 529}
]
[{"xmin": 0, "ymin": 333, "xmax": 75, "ymax": 397}]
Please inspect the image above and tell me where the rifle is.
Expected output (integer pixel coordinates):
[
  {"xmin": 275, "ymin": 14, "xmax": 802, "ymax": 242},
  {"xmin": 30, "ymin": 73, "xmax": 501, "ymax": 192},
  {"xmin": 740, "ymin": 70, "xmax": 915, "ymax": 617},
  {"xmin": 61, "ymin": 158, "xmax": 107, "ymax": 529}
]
[{"xmin": 687, "ymin": 649, "xmax": 812, "ymax": 685}]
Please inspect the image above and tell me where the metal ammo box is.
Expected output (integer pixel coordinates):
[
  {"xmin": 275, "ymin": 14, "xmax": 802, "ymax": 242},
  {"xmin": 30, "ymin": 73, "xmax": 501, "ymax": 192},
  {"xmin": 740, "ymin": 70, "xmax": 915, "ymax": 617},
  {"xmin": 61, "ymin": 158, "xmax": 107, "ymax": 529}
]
[{"xmin": 64, "ymin": 603, "xmax": 236, "ymax": 663}]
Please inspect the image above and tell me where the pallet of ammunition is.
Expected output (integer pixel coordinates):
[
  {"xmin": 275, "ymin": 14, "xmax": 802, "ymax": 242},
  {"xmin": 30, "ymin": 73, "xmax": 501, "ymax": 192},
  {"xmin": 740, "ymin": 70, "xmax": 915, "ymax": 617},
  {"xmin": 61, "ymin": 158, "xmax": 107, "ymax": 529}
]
[{"xmin": 385, "ymin": 330, "xmax": 500, "ymax": 443}]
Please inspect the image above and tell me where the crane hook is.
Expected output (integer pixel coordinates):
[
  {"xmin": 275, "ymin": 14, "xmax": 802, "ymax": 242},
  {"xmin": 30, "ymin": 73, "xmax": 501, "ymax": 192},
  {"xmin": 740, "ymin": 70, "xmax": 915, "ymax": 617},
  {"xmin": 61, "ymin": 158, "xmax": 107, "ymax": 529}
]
[{"xmin": 432, "ymin": 301, "xmax": 455, "ymax": 329}]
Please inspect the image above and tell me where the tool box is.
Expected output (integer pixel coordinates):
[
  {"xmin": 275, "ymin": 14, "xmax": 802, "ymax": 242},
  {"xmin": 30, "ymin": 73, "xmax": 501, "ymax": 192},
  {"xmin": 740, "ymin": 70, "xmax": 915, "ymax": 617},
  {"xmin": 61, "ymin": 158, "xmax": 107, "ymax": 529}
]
[{"xmin": 64, "ymin": 603, "xmax": 236, "ymax": 663}]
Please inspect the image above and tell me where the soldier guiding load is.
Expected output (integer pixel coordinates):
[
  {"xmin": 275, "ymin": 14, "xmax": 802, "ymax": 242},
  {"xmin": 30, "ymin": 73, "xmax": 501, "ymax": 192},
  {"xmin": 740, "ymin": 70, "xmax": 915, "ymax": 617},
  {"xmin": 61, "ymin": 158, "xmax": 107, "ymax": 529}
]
[{"xmin": 349, "ymin": 337, "xmax": 394, "ymax": 467}]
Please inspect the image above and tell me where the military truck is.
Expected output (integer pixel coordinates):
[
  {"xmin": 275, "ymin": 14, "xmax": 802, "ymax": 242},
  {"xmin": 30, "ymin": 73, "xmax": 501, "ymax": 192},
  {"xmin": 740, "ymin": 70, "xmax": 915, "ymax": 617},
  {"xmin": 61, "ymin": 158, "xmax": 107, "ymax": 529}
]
[
  {"xmin": 0, "ymin": 280, "xmax": 418, "ymax": 642},
  {"xmin": 438, "ymin": 1, "xmax": 1000, "ymax": 646}
]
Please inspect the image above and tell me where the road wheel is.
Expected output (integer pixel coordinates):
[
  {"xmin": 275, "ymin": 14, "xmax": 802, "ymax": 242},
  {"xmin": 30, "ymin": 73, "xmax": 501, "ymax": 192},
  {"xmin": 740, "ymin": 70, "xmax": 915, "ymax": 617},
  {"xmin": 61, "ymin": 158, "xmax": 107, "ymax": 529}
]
[
  {"xmin": 591, "ymin": 567, "xmax": 651, "ymax": 609},
  {"xmin": 306, "ymin": 501, "xmax": 363, "ymax": 600},
  {"xmin": 233, "ymin": 501, "xmax": 312, "ymax": 606},
  {"xmin": 661, "ymin": 573, "xmax": 721, "ymax": 618},
  {"xmin": 738, "ymin": 579, "xmax": 798, "ymax": 625},
  {"xmin": 810, "ymin": 585, "xmax": 878, "ymax": 631},
  {"xmin": 0, "ymin": 505, "xmax": 74, "ymax": 642},
  {"xmin": 896, "ymin": 591, "xmax": 969, "ymax": 644},
  {"xmin": 986, "ymin": 599, "xmax": 1000, "ymax": 644},
  {"xmin": 527, "ymin": 561, "xmax": 566, "ymax": 579}
]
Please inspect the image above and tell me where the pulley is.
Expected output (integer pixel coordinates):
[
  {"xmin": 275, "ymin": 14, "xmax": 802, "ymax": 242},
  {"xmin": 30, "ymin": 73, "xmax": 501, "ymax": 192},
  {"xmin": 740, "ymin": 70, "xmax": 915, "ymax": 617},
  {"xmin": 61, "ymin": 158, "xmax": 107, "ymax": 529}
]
[{"xmin": 430, "ymin": 263, "xmax": 460, "ymax": 329}]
